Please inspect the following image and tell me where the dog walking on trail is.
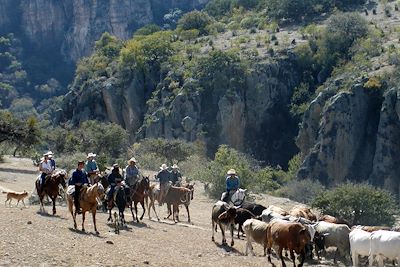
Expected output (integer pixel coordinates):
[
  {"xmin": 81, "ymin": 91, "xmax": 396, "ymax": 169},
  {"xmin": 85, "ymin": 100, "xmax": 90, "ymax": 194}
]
[{"xmin": 3, "ymin": 190, "xmax": 28, "ymax": 207}]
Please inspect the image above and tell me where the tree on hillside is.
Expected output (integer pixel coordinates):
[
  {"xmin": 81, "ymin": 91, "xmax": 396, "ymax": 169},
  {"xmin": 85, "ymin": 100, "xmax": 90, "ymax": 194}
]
[
  {"xmin": 177, "ymin": 11, "xmax": 213, "ymax": 35},
  {"xmin": 0, "ymin": 111, "xmax": 41, "ymax": 156}
]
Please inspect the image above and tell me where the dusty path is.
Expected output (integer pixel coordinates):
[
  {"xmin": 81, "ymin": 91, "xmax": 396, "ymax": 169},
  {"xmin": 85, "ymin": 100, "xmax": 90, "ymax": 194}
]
[{"xmin": 0, "ymin": 156, "xmax": 343, "ymax": 267}]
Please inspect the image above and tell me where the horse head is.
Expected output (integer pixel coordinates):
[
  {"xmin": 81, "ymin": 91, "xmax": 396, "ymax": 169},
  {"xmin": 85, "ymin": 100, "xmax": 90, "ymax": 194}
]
[
  {"xmin": 231, "ymin": 188, "xmax": 246, "ymax": 206},
  {"xmin": 52, "ymin": 170, "xmax": 67, "ymax": 188},
  {"xmin": 141, "ymin": 176, "xmax": 150, "ymax": 190}
]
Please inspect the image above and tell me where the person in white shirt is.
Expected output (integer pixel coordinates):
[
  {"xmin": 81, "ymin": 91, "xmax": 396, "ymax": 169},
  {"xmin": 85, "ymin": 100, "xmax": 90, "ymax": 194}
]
[{"xmin": 39, "ymin": 152, "xmax": 53, "ymax": 192}]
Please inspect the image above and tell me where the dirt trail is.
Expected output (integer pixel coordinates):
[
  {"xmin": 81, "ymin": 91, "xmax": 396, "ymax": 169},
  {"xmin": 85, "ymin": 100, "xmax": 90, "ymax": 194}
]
[{"xmin": 0, "ymin": 156, "xmax": 342, "ymax": 267}]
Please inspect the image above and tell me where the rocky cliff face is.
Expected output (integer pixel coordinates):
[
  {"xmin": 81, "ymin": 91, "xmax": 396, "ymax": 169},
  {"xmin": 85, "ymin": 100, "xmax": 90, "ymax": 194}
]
[
  {"xmin": 60, "ymin": 58, "xmax": 300, "ymax": 166},
  {"xmin": 1, "ymin": 0, "xmax": 207, "ymax": 62},
  {"xmin": 296, "ymin": 79, "xmax": 400, "ymax": 196}
]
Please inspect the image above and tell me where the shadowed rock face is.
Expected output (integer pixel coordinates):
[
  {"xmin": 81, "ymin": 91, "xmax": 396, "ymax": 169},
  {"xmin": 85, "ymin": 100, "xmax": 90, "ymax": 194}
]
[
  {"xmin": 296, "ymin": 79, "xmax": 400, "ymax": 197},
  {"xmin": 0, "ymin": 0, "xmax": 208, "ymax": 62},
  {"xmin": 60, "ymin": 58, "xmax": 301, "ymax": 167}
]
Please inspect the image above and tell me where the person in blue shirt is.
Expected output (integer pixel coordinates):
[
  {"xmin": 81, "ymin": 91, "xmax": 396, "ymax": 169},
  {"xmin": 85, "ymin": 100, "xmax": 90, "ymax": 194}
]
[
  {"xmin": 85, "ymin": 153, "xmax": 99, "ymax": 184},
  {"xmin": 221, "ymin": 169, "xmax": 240, "ymax": 202},
  {"xmin": 69, "ymin": 161, "xmax": 89, "ymax": 214},
  {"xmin": 124, "ymin": 157, "xmax": 139, "ymax": 189}
]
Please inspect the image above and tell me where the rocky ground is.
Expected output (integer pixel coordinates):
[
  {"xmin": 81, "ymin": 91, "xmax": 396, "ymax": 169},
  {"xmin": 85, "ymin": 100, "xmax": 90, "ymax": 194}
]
[{"xmin": 0, "ymin": 156, "xmax": 346, "ymax": 267}]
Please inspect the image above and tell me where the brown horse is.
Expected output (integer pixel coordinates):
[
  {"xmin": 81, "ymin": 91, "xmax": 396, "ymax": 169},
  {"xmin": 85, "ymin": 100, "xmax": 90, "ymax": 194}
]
[
  {"xmin": 128, "ymin": 176, "xmax": 150, "ymax": 223},
  {"xmin": 67, "ymin": 183, "xmax": 105, "ymax": 234},
  {"xmin": 147, "ymin": 183, "xmax": 161, "ymax": 221},
  {"xmin": 35, "ymin": 170, "xmax": 67, "ymax": 215}
]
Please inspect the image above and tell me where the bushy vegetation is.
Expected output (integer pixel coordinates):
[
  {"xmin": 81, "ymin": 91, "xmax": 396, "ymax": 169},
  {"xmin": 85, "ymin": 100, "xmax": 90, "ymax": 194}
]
[
  {"xmin": 0, "ymin": 34, "xmax": 29, "ymax": 108},
  {"xmin": 44, "ymin": 120, "xmax": 128, "ymax": 159},
  {"xmin": 177, "ymin": 11, "xmax": 213, "ymax": 35},
  {"xmin": 130, "ymin": 138, "xmax": 205, "ymax": 169},
  {"xmin": 0, "ymin": 111, "xmax": 41, "ymax": 156},
  {"xmin": 312, "ymin": 183, "xmax": 399, "ymax": 226}
]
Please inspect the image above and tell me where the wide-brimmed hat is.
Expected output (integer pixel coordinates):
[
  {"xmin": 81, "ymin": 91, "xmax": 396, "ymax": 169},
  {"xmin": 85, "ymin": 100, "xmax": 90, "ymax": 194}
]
[
  {"xmin": 78, "ymin": 160, "xmax": 85, "ymax": 165},
  {"xmin": 43, "ymin": 152, "xmax": 49, "ymax": 157},
  {"xmin": 227, "ymin": 169, "xmax": 236, "ymax": 175},
  {"xmin": 160, "ymin": 164, "xmax": 168, "ymax": 170},
  {"xmin": 128, "ymin": 157, "xmax": 137, "ymax": 164},
  {"xmin": 113, "ymin": 163, "xmax": 119, "ymax": 169},
  {"xmin": 87, "ymin": 152, "xmax": 97, "ymax": 158},
  {"xmin": 172, "ymin": 164, "xmax": 179, "ymax": 169}
]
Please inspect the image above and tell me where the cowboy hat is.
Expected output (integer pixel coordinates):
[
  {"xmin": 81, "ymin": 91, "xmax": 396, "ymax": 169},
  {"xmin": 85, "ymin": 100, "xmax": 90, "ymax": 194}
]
[
  {"xmin": 128, "ymin": 157, "xmax": 137, "ymax": 163},
  {"xmin": 172, "ymin": 164, "xmax": 179, "ymax": 169},
  {"xmin": 160, "ymin": 164, "xmax": 168, "ymax": 170},
  {"xmin": 227, "ymin": 169, "xmax": 236, "ymax": 175},
  {"xmin": 87, "ymin": 152, "xmax": 97, "ymax": 158},
  {"xmin": 112, "ymin": 163, "xmax": 119, "ymax": 168}
]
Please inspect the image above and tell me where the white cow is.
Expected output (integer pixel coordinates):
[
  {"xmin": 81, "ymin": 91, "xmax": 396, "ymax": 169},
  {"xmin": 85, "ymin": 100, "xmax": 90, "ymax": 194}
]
[
  {"xmin": 349, "ymin": 229, "xmax": 372, "ymax": 266},
  {"xmin": 369, "ymin": 230, "xmax": 400, "ymax": 267}
]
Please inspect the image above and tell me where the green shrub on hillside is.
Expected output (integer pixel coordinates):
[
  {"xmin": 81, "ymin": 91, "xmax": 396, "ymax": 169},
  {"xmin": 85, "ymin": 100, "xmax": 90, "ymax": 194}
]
[
  {"xmin": 177, "ymin": 11, "xmax": 213, "ymax": 35},
  {"xmin": 120, "ymin": 31, "xmax": 175, "ymax": 72},
  {"xmin": 311, "ymin": 183, "xmax": 398, "ymax": 226},
  {"xmin": 134, "ymin": 24, "xmax": 162, "ymax": 36}
]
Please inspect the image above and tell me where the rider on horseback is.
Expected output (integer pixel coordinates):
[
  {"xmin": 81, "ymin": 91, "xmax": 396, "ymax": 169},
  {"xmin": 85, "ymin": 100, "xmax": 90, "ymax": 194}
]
[
  {"xmin": 85, "ymin": 153, "xmax": 99, "ymax": 185},
  {"xmin": 69, "ymin": 161, "xmax": 89, "ymax": 214},
  {"xmin": 156, "ymin": 163, "xmax": 171, "ymax": 206},
  {"xmin": 170, "ymin": 164, "xmax": 182, "ymax": 186},
  {"xmin": 124, "ymin": 157, "xmax": 139, "ymax": 191},
  {"xmin": 39, "ymin": 152, "xmax": 53, "ymax": 192},
  {"xmin": 107, "ymin": 164, "xmax": 123, "ymax": 207},
  {"xmin": 221, "ymin": 169, "xmax": 240, "ymax": 203}
]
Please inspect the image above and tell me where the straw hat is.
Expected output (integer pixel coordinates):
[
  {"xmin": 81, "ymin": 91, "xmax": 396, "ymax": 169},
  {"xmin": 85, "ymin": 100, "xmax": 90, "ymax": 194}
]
[
  {"xmin": 87, "ymin": 152, "xmax": 97, "ymax": 158},
  {"xmin": 128, "ymin": 157, "xmax": 137, "ymax": 164},
  {"xmin": 160, "ymin": 164, "xmax": 168, "ymax": 170},
  {"xmin": 112, "ymin": 163, "xmax": 119, "ymax": 169},
  {"xmin": 172, "ymin": 164, "xmax": 179, "ymax": 169},
  {"xmin": 227, "ymin": 169, "xmax": 236, "ymax": 175}
]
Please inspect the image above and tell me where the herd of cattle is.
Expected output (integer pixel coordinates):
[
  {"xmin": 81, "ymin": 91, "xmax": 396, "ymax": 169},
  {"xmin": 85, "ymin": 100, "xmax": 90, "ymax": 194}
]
[{"xmin": 211, "ymin": 201, "xmax": 400, "ymax": 267}]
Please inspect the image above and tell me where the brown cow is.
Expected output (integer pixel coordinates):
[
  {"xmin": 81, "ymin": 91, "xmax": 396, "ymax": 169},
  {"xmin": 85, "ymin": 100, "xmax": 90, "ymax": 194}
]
[
  {"xmin": 319, "ymin": 214, "xmax": 351, "ymax": 227},
  {"xmin": 267, "ymin": 220, "xmax": 311, "ymax": 267},
  {"xmin": 289, "ymin": 207, "xmax": 317, "ymax": 222},
  {"xmin": 212, "ymin": 201, "xmax": 236, "ymax": 246},
  {"xmin": 352, "ymin": 225, "xmax": 391, "ymax": 232}
]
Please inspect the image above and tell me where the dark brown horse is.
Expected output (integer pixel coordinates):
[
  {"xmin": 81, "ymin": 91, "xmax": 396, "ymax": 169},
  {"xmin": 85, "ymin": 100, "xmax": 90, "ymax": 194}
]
[
  {"xmin": 128, "ymin": 176, "xmax": 150, "ymax": 223},
  {"xmin": 35, "ymin": 170, "xmax": 67, "ymax": 215}
]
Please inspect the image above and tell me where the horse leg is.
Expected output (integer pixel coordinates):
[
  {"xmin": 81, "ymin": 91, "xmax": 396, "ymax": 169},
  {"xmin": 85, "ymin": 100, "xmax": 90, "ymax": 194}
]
[
  {"xmin": 82, "ymin": 211, "xmax": 86, "ymax": 232},
  {"xmin": 69, "ymin": 200, "xmax": 77, "ymax": 229},
  {"xmin": 185, "ymin": 204, "xmax": 191, "ymax": 223},
  {"xmin": 130, "ymin": 200, "xmax": 135, "ymax": 222},
  {"xmin": 150, "ymin": 198, "xmax": 160, "ymax": 221},
  {"xmin": 107, "ymin": 207, "xmax": 113, "ymax": 222},
  {"xmin": 52, "ymin": 196, "xmax": 56, "ymax": 215},
  {"xmin": 165, "ymin": 204, "xmax": 172, "ymax": 220},
  {"xmin": 92, "ymin": 208, "xmax": 100, "ymax": 235},
  {"xmin": 134, "ymin": 202, "xmax": 139, "ymax": 223},
  {"xmin": 140, "ymin": 200, "xmax": 145, "ymax": 221}
]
